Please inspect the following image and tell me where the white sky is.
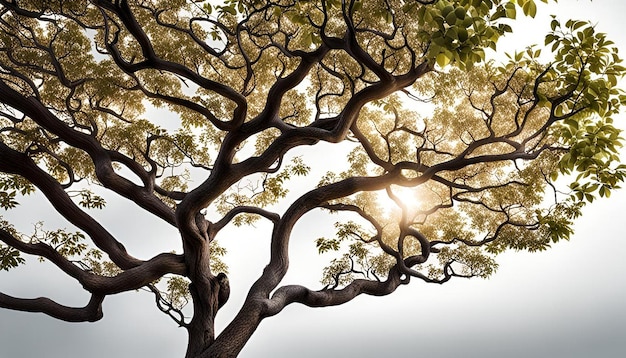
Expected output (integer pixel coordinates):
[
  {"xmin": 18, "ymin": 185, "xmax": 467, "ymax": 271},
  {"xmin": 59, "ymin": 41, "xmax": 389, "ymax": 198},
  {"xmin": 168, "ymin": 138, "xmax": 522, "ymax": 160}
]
[{"xmin": 1, "ymin": 1, "xmax": 625, "ymax": 357}]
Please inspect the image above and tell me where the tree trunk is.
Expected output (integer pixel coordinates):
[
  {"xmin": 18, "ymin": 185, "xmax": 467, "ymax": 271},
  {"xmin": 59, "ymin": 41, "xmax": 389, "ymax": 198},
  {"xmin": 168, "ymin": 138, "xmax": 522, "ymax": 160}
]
[
  {"xmin": 199, "ymin": 304, "xmax": 263, "ymax": 358},
  {"xmin": 185, "ymin": 280, "xmax": 216, "ymax": 358},
  {"xmin": 181, "ymin": 216, "xmax": 231, "ymax": 358},
  {"xmin": 185, "ymin": 266, "xmax": 233, "ymax": 356}
]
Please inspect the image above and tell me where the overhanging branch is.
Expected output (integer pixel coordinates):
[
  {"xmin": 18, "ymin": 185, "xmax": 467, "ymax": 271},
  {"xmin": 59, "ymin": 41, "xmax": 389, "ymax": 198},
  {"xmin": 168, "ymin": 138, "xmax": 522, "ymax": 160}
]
[{"xmin": 0, "ymin": 291, "xmax": 104, "ymax": 322}]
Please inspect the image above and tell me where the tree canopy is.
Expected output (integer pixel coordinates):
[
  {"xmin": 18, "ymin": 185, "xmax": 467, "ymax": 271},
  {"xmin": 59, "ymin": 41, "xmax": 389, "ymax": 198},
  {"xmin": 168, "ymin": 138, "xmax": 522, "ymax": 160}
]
[{"xmin": 1, "ymin": 0, "xmax": 625, "ymax": 357}]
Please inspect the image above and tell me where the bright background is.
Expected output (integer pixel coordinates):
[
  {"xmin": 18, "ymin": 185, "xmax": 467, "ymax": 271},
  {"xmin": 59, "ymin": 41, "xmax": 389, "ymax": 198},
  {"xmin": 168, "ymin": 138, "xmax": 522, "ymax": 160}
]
[{"xmin": 1, "ymin": 1, "xmax": 625, "ymax": 357}]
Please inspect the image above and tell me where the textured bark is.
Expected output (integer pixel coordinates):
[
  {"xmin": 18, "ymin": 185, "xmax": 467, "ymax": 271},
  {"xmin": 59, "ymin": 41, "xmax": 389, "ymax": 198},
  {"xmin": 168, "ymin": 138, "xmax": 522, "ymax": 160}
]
[
  {"xmin": 0, "ymin": 292, "xmax": 104, "ymax": 322},
  {"xmin": 185, "ymin": 271, "xmax": 232, "ymax": 357},
  {"xmin": 185, "ymin": 279, "xmax": 219, "ymax": 358},
  {"xmin": 201, "ymin": 305, "xmax": 263, "ymax": 358}
]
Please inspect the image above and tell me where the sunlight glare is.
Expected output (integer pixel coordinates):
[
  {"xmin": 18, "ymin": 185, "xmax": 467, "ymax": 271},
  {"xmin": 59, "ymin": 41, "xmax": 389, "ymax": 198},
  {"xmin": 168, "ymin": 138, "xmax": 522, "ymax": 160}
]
[{"xmin": 376, "ymin": 185, "xmax": 422, "ymax": 217}]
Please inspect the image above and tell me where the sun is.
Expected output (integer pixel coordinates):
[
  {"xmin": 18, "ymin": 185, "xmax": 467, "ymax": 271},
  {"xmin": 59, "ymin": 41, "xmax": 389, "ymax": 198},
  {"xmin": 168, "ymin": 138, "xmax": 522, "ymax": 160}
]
[{"xmin": 376, "ymin": 185, "xmax": 423, "ymax": 217}]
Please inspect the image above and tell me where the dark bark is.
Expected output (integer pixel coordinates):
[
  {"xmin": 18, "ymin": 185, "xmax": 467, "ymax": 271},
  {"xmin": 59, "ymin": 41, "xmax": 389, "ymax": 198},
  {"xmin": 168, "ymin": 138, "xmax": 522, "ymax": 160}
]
[
  {"xmin": 0, "ymin": 292, "xmax": 104, "ymax": 322},
  {"xmin": 184, "ymin": 272, "xmax": 230, "ymax": 358}
]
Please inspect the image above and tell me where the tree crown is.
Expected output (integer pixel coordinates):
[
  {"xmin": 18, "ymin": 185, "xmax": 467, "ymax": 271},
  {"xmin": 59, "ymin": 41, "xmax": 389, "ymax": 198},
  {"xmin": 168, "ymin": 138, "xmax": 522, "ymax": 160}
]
[{"xmin": 1, "ymin": 0, "xmax": 625, "ymax": 357}]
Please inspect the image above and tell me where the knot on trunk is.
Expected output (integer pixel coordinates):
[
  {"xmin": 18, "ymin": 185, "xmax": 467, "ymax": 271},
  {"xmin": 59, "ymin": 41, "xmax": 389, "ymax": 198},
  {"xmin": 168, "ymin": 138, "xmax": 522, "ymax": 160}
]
[{"xmin": 215, "ymin": 272, "xmax": 230, "ymax": 309}]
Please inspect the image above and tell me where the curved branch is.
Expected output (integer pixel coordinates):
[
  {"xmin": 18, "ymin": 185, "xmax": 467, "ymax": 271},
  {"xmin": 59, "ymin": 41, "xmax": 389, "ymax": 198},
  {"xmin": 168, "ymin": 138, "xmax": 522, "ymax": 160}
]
[
  {"xmin": 0, "ymin": 292, "xmax": 104, "ymax": 322},
  {"xmin": 0, "ymin": 225, "xmax": 186, "ymax": 295},
  {"xmin": 251, "ymin": 171, "xmax": 407, "ymax": 300},
  {"xmin": 320, "ymin": 202, "xmax": 397, "ymax": 257},
  {"xmin": 263, "ymin": 268, "xmax": 404, "ymax": 317},
  {"xmin": 146, "ymin": 283, "xmax": 188, "ymax": 327},
  {"xmin": 211, "ymin": 206, "xmax": 280, "ymax": 235}
]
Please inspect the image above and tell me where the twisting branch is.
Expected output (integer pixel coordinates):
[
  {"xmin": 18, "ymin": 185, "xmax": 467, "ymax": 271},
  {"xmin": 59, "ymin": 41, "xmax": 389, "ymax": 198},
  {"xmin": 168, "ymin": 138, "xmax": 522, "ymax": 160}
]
[
  {"xmin": 146, "ymin": 283, "xmax": 189, "ymax": 327},
  {"xmin": 264, "ymin": 266, "xmax": 405, "ymax": 317},
  {"xmin": 0, "ymin": 292, "xmax": 104, "ymax": 322},
  {"xmin": 211, "ymin": 206, "xmax": 280, "ymax": 235},
  {"xmin": 1, "ymin": 224, "xmax": 186, "ymax": 295}
]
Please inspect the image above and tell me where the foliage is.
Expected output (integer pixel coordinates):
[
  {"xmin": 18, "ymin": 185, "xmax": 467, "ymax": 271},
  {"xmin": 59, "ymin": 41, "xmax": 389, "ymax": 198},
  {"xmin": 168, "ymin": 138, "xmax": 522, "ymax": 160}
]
[{"xmin": 0, "ymin": 0, "xmax": 624, "ymax": 357}]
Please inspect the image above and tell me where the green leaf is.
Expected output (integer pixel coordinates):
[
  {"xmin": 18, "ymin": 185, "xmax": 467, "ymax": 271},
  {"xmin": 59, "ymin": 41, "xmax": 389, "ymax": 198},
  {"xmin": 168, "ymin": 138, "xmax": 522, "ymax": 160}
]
[
  {"xmin": 445, "ymin": 11, "xmax": 456, "ymax": 25},
  {"xmin": 0, "ymin": 191, "xmax": 19, "ymax": 210},
  {"xmin": 505, "ymin": 3, "xmax": 516, "ymax": 19},
  {"xmin": 223, "ymin": 5, "xmax": 236, "ymax": 15},
  {"xmin": 454, "ymin": 7, "xmax": 466, "ymax": 20},
  {"xmin": 436, "ymin": 52, "xmax": 452, "ymax": 68},
  {"xmin": 551, "ymin": 18, "xmax": 559, "ymax": 31},
  {"xmin": 0, "ymin": 245, "xmax": 25, "ymax": 271},
  {"xmin": 316, "ymin": 238, "xmax": 340, "ymax": 254}
]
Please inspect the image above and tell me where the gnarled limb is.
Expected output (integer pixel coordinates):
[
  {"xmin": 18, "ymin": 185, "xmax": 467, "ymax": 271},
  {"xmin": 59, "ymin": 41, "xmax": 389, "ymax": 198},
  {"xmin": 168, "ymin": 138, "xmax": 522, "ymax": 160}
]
[
  {"xmin": 0, "ymin": 291, "xmax": 104, "ymax": 322},
  {"xmin": 264, "ymin": 267, "xmax": 406, "ymax": 316}
]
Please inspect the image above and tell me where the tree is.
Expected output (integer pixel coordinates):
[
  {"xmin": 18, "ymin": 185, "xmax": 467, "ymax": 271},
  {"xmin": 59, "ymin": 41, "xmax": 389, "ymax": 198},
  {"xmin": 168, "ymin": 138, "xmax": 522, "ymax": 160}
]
[{"xmin": 1, "ymin": 0, "xmax": 625, "ymax": 357}]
